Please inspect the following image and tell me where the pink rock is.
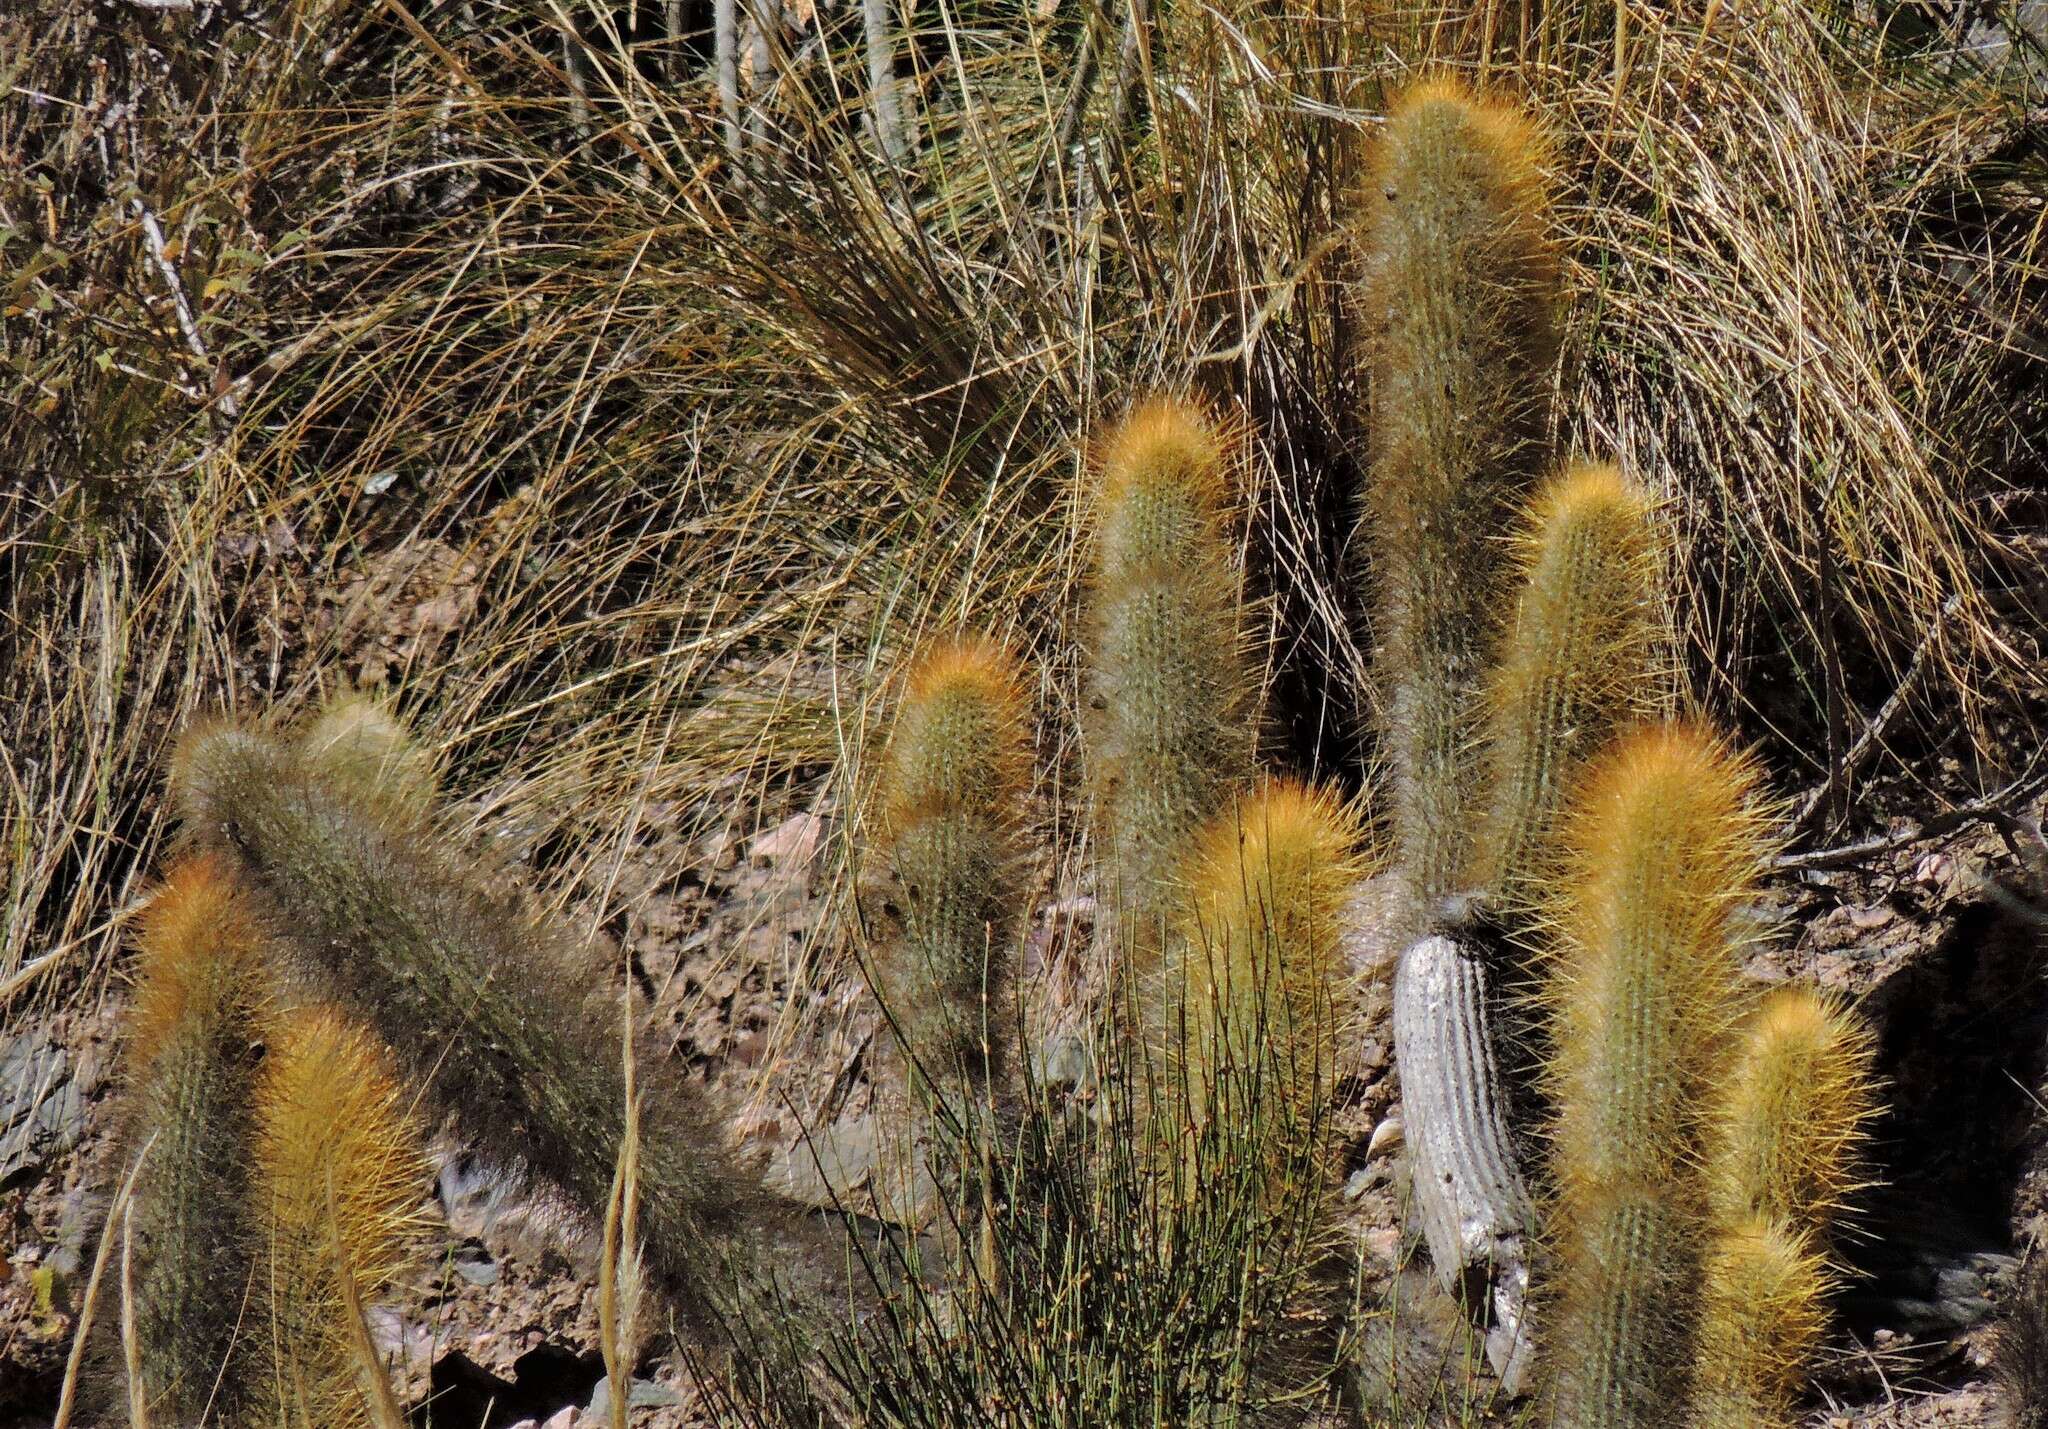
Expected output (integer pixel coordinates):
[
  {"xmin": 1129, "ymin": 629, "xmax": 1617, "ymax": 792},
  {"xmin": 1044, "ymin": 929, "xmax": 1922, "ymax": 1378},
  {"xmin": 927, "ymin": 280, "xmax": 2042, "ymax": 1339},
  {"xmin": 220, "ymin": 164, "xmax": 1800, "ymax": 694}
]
[{"xmin": 748, "ymin": 812, "xmax": 823, "ymax": 870}]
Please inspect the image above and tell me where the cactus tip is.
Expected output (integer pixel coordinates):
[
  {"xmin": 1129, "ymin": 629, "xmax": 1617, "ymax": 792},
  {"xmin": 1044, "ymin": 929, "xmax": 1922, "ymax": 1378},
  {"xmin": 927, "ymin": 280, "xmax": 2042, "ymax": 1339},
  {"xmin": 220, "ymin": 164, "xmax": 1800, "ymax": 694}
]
[{"xmin": 127, "ymin": 852, "xmax": 269, "ymax": 1073}]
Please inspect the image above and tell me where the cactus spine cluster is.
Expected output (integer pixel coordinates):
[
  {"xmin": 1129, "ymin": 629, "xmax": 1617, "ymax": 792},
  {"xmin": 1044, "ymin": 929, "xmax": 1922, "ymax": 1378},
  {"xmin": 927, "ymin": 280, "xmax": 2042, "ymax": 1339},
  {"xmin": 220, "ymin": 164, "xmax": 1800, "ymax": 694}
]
[
  {"xmin": 1360, "ymin": 76, "xmax": 1559, "ymax": 932},
  {"xmin": 118, "ymin": 853, "xmax": 271, "ymax": 1426},
  {"xmin": 1087, "ymin": 398, "xmax": 1257, "ymax": 952},
  {"xmin": 1150, "ymin": 779, "xmax": 1361, "ymax": 1189},
  {"xmin": 250, "ymin": 1008, "xmax": 426, "ymax": 1428},
  {"xmin": 1467, "ymin": 463, "xmax": 1666, "ymax": 916},
  {"xmin": 870, "ymin": 635, "xmax": 1032, "ymax": 1097},
  {"xmin": 1542, "ymin": 724, "xmax": 1767, "ymax": 1428}
]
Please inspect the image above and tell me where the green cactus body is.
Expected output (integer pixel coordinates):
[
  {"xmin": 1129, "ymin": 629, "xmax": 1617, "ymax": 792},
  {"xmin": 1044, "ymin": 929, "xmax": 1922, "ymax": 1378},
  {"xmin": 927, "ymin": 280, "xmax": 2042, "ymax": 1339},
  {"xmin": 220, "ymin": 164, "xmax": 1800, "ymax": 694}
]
[
  {"xmin": 119, "ymin": 853, "xmax": 270, "ymax": 1427},
  {"xmin": 1360, "ymin": 77, "xmax": 1560, "ymax": 933},
  {"xmin": 1152, "ymin": 779, "xmax": 1361, "ymax": 1191},
  {"xmin": 1466, "ymin": 463, "xmax": 1666, "ymax": 919},
  {"xmin": 1086, "ymin": 399, "xmax": 1256, "ymax": 957},
  {"xmin": 872, "ymin": 636, "xmax": 1032, "ymax": 1096},
  {"xmin": 173, "ymin": 722, "xmax": 831, "ymax": 1332},
  {"xmin": 1543, "ymin": 724, "xmax": 1768, "ymax": 1429},
  {"xmin": 1691, "ymin": 1215, "xmax": 1829, "ymax": 1429},
  {"xmin": 1550, "ymin": 1184, "xmax": 1699, "ymax": 1429}
]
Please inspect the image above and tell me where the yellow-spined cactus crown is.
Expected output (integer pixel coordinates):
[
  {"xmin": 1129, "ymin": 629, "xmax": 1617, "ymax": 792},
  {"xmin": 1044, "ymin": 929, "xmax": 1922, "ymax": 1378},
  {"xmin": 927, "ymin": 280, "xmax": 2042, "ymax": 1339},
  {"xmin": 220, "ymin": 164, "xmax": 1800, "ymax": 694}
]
[{"xmin": 1706, "ymin": 984, "xmax": 1879, "ymax": 1243}]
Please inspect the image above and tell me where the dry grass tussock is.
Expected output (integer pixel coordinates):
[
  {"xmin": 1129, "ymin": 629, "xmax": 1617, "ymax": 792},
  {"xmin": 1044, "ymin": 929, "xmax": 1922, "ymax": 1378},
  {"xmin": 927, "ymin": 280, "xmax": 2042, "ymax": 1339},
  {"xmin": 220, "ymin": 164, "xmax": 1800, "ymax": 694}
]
[{"xmin": 2, "ymin": 0, "xmax": 2042, "ymax": 1177}]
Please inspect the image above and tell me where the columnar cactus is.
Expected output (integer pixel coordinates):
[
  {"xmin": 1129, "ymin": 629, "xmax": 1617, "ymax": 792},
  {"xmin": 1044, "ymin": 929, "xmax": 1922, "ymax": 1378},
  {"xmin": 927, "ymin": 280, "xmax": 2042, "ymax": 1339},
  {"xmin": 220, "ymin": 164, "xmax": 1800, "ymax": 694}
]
[
  {"xmin": 117, "ymin": 853, "xmax": 271, "ymax": 1425},
  {"xmin": 1360, "ymin": 76, "xmax": 1560, "ymax": 934},
  {"xmin": 1704, "ymin": 985, "xmax": 1878, "ymax": 1241},
  {"xmin": 869, "ymin": 635, "xmax": 1033, "ymax": 1098},
  {"xmin": 250, "ymin": 1008, "xmax": 426, "ymax": 1428},
  {"xmin": 1087, "ymin": 398, "xmax": 1257, "ymax": 956},
  {"xmin": 1542, "ymin": 724, "xmax": 1768, "ymax": 1428},
  {"xmin": 171, "ymin": 700, "xmax": 841, "ymax": 1334},
  {"xmin": 1149, "ymin": 778, "xmax": 1362, "ymax": 1191},
  {"xmin": 1467, "ymin": 462, "xmax": 1667, "ymax": 918}
]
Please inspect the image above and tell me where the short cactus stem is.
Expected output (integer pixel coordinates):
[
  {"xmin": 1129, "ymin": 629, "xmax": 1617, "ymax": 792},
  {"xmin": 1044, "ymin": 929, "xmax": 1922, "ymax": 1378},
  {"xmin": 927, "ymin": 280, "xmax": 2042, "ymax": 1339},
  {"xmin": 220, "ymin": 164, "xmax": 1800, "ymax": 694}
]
[
  {"xmin": 1705, "ymin": 984, "xmax": 1878, "ymax": 1244},
  {"xmin": 1691, "ymin": 1214, "xmax": 1831, "ymax": 1429},
  {"xmin": 250, "ymin": 1008, "xmax": 427, "ymax": 1429},
  {"xmin": 1151, "ymin": 779, "xmax": 1361, "ymax": 1196},
  {"xmin": 869, "ymin": 634, "xmax": 1033, "ymax": 1100}
]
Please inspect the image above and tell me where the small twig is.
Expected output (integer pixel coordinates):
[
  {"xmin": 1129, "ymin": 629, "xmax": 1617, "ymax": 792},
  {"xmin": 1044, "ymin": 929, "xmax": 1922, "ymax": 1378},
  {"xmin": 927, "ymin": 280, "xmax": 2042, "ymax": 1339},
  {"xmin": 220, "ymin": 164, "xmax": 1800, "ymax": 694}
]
[
  {"xmin": 562, "ymin": 24, "xmax": 594, "ymax": 140},
  {"xmin": 715, "ymin": 0, "xmax": 743, "ymax": 162},
  {"xmin": 1776, "ymin": 764, "xmax": 2048, "ymax": 872},
  {"xmin": 864, "ymin": 0, "xmax": 906, "ymax": 163},
  {"xmin": 599, "ymin": 986, "xmax": 643, "ymax": 1429},
  {"xmin": 1789, "ymin": 593, "xmax": 1960, "ymax": 836},
  {"xmin": 134, "ymin": 202, "xmax": 236, "ymax": 419}
]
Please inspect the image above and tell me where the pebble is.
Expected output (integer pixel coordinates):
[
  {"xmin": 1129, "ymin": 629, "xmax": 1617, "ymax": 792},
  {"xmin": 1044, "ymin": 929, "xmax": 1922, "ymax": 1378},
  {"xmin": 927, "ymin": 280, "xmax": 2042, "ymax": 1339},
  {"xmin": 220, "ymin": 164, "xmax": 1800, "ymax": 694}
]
[{"xmin": 748, "ymin": 812, "xmax": 823, "ymax": 870}]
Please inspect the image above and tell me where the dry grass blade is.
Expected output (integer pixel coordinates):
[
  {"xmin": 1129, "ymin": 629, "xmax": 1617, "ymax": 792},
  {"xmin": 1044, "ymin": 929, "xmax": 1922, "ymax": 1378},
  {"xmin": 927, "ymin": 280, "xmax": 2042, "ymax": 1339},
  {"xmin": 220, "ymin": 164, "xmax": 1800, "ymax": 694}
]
[
  {"xmin": 329, "ymin": 1171, "xmax": 409, "ymax": 1429},
  {"xmin": 599, "ymin": 983, "xmax": 645, "ymax": 1429},
  {"xmin": 120, "ymin": 1197, "xmax": 149, "ymax": 1429},
  {"xmin": 55, "ymin": 1136, "xmax": 152, "ymax": 1429}
]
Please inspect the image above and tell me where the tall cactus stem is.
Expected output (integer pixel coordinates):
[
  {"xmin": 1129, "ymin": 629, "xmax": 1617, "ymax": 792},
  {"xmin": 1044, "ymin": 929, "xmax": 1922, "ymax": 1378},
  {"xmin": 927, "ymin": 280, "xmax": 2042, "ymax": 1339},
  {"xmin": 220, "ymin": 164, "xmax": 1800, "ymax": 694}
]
[
  {"xmin": 1543, "ymin": 723, "xmax": 1769, "ymax": 1428},
  {"xmin": 117, "ymin": 852, "xmax": 270, "ymax": 1427},
  {"xmin": 1086, "ymin": 397, "xmax": 1257, "ymax": 961}
]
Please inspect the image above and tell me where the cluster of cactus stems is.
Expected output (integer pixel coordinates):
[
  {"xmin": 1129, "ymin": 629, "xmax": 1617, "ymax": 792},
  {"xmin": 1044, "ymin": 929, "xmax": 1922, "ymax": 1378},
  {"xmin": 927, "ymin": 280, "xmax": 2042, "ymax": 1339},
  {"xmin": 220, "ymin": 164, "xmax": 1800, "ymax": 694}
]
[
  {"xmin": 1355, "ymin": 75, "xmax": 1884, "ymax": 1425},
  {"xmin": 91, "ymin": 74, "xmax": 1900, "ymax": 1429},
  {"xmin": 171, "ymin": 711, "xmax": 855, "ymax": 1343},
  {"xmin": 114, "ymin": 840, "xmax": 423, "ymax": 1427},
  {"xmin": 1539, "ymin": 729, "xmax": 1879, "ymax": 1428},
  {"xmin": 865, "ymin": 400, "xmax": 1349, "ymax": 1218}
]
